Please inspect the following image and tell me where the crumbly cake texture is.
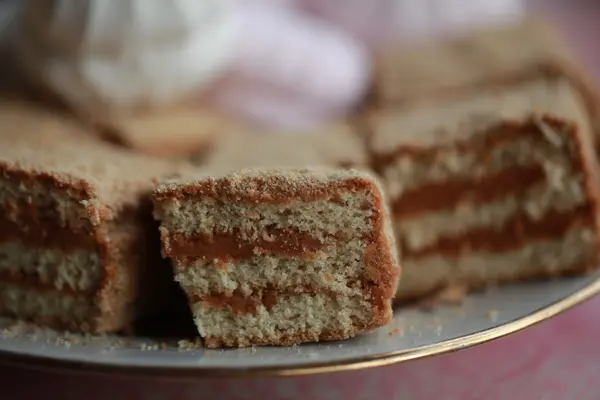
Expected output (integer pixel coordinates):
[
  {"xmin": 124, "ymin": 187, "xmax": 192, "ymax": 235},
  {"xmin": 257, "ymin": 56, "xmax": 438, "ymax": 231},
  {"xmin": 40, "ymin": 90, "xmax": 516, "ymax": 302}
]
[
  {"xmin": 371, "ymin": 20, "xmax": 570, "ymax": 106},
  {"xmin": 370, "ymin": 105, "xmax": 600, "ymax": 301},
  {"xmin": 153, "ymin": 168, "xmax": 400, "ymax": 348},
  {"xmin": 0, "ymin": 103, "xmax": 191, "ymax": 332},
  {"xmin": 196, "ymin": 123, "xmax": 367, "ymax": 173}
]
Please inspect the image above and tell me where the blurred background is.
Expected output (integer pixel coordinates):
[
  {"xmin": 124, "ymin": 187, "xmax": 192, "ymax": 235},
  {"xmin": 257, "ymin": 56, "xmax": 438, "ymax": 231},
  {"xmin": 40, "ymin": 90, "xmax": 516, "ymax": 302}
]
[{"xmin": 1, "ymin": 0, "xmax": 600, "ymax": 399}]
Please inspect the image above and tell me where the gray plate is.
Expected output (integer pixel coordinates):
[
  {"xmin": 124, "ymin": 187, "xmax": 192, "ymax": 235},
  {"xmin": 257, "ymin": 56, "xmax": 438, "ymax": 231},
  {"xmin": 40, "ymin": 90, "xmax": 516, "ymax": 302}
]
[{"xmin": 1, "ymin": 271, "xmax": 600, "ymax": 379}]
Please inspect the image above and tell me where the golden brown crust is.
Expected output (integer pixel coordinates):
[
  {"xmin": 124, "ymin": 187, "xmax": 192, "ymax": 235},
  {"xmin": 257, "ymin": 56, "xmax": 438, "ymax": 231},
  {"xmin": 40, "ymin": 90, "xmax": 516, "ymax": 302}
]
[
  {"xmin": 154, "ymin": 168, "xmax": 377, "ymax": 204},
  {"xmin": 363, "ymin": 182, "xmax": 401, "ymax": 301}
]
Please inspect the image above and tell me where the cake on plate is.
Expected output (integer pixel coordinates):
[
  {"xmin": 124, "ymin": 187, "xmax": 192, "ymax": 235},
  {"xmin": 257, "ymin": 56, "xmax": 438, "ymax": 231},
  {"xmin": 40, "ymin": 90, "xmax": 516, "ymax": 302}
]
[
  {"xmin": 0, "ymin": 103, "xmax": 189, "ymax": 332},
  {"xmin": 153, "ymin": 168, "xmax": 400, "ymax": 347},
  {"xmin": 368, "ymin": 70, "xmax": 600, "ymax": 300}
]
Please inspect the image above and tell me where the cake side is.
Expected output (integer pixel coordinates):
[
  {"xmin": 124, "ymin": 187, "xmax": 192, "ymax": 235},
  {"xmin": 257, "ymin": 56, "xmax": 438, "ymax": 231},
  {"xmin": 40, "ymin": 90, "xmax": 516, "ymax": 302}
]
[
  {"xmin": 154, "ymin": 168, "xmax": 400, "ymax": 347},
  {"xmin": 0, "ymin": 164, "xmax": 105, "ymax": 330},
  {"xmin": 0, "ymin": 105, "xmax": 192, "ymax": 332},
  {"xmin": 369, "ymin": 72, "xmax": 591, "ymax": 158},
  {"xmin": 370, "ymin": 60, "xmax": 600, "ymax": 172},
  {"xmin": 384, "ymin": 116, "xmax": 600, "ymax": 301}
]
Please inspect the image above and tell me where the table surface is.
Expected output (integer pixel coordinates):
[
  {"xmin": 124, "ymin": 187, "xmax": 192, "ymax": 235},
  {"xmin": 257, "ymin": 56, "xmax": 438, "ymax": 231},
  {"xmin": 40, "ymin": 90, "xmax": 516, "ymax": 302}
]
[{"xmin": 3, "ymin": 1, "xmax": 600, "ymax": 399}]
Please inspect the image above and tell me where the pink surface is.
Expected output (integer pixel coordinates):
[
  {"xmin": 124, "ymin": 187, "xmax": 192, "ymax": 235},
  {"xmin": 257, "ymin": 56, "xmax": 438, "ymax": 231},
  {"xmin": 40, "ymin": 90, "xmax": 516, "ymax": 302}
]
[{"xmin": 3, "ymin": 1, "xmax": 600, "ymax": 399}]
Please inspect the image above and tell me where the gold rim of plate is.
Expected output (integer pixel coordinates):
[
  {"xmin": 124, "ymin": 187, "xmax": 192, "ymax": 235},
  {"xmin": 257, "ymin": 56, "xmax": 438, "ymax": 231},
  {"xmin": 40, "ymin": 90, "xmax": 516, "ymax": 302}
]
[{"xmin": 1, "ymin": 275, "xmax": 599, "ymax": 380}]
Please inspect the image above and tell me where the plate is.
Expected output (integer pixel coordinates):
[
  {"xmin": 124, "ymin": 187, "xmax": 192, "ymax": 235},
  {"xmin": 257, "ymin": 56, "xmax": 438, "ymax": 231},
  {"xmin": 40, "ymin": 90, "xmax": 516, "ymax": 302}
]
[{"xmin": 1, "ymin": 271, "xmax": 600, "ymax": 379}]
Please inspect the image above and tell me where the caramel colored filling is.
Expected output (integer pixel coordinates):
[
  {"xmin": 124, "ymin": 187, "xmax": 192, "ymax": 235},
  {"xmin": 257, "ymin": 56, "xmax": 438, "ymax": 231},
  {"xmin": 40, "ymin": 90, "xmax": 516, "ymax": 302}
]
[
  {"xmin": 164, "ymin": 229, "xmax": 329, "ymax": 261},
  {"xmin": 189, "ymin": 281, "xmax": 388, "ymax": 316},
  {"xmin": 373, "ymin": 106, "xmax": 578, "ymax": 162},
  {"xmin": 404, "ymin": 203, "xmax": 594, "ymax": 259},
  {"xmin": 0, "ymin": 207, "xmax": 96, "ymax": 251},
  {"xmin": 197, "ymin": 290, "xmax": 280, "ymax": 315},
  {"xmin": 392, "ymin": 164, "xmax": 546, "ymax": 217}
]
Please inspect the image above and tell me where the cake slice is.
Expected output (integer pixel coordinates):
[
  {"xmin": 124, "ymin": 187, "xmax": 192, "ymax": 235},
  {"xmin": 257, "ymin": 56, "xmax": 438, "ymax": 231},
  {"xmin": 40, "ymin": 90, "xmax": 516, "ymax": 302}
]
[
  {"xmin": 195, "ymin": 123, "xmax": 367, "ymax": 171},
  {"xmin": 153, "ymin": 168, "xmax": 399, "ymax": 348},
  {"xmin": 0, "ymin": 103, "xmax": 189, "ymax": 332},
  {"xmin": 369, "ymin": 76, "xmax": 600, "ymax": 301},
  {"xmin": 372, "ymin": 20, "xmax": 570, "ymax": 105}
]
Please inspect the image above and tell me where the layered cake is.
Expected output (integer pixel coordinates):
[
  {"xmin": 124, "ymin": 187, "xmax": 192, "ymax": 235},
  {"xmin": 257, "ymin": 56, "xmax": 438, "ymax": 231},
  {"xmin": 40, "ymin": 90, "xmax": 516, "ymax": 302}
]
[
  {"xmin": 153, "ymin": 168, "xmax": 400, "ymax": 347},
  {"xmin": 372, "ymin": 20, "xmax": 569, "ymax": 105},
  {"xmin": 369, "ymin": 76, "xmax": 600, "ymax": 301},
  {"xmin": 0, "ymin": 103, "xmax": 189, "ymax": 332},
  {"xmin": 196, "ymin": 123, "xmax": 366, "ymax": 171}
]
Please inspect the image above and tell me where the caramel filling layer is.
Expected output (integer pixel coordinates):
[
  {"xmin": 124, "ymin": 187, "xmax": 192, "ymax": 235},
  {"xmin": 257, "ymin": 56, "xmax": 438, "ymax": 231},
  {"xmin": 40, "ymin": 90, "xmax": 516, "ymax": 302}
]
[
  {"xmin": 0, "ymin": 208, "xmax": 96, "ymax": 251},
  {"xmin": 403, "ymin": 203, "xmax": 594, "ymax": 259},
  {"xmin": 188, "ymin": 279, "xmax": 388, "ymax": 316},
  {"xmin": 197, "ymin": 290, "xmax": 280, "ymax": 315},
  {"xmin": 373, "ymin": 112, "xmax": 577, "ymax": 163},
  {"xmin": 163, "ymin": 229, "xmax": 329, "ymax": 261},
  {"xmin": 392, "ymin": 164, "xmax": 546, "ymax": 217}
]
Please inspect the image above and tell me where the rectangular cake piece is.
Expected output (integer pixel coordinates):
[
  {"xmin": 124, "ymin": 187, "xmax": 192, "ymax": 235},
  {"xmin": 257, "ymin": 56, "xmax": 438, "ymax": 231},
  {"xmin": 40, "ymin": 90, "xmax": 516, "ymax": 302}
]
[
  {"xmin": 153, "ymin": 168, "xmax": 400, "ymax": 348},
  {"xmin": 372, "ymin": 20, "xmax": 571, "ymax": 106},
  {"xmin": 195, "ymin": 123, "xmax": 367, "ymax": 171},
  {"xmin": 369, "ymin": 75, "xmax": 600, "ymax": 301},
  {"xmin": 0, "ymin": 103, "xmax": 189, "ymax": 332}
]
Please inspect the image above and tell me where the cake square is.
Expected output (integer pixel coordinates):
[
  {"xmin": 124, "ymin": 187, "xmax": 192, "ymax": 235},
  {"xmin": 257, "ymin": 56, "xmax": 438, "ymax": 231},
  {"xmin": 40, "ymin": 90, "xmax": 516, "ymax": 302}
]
[
  {"xmin": 372, "ymin": 20, "xmax": 570, "ymax": 106},
  {"xmin": 0, "ymin": 103, "xmax": 189, "ymax": 332},
  {"xmin": 195, "ymin": 123, "xmax": 367, "ymax": 172},
  {"xmin": 153, "ymin": 168, "xmax": 400, "ymax": 348},
  {"xmin": 368, "ymin": 71, "xmax": 600, "ymax": 301}
]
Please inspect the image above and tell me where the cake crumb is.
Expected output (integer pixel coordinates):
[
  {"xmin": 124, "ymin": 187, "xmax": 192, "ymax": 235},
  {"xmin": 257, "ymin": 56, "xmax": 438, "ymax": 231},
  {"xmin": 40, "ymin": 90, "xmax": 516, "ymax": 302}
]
[
  {"xmin": 436, "ymin": 285, "xmax": 466, "ymax": 304},
  {"xmin": 388, "ymin": 328, "xmax": 403, "ymax": 336},
  {"xmin": 140, "ymin": 343, "xmax": 160, "ymax": 351},
  {"xmin": 177, "ymin": 338, "xmax": 203, "ymax": 351},
  {"xmin": 487, "ymin": 310, "xmax": 499, "ymax": 322},
  {"xmin": 417, "ymin": 285, "xmax": 466, "ymax": 310}
]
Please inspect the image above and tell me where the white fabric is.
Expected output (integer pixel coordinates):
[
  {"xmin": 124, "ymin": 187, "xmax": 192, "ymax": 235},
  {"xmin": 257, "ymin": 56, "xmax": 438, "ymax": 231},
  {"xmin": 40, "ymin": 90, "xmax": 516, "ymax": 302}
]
[
  {"xmin": 208, "ymin": 3, "xmax": 369, "ymax": 130},
  {"xmin": 15, "ymin": 0, "xmax": 237, "ymax": 113}
]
